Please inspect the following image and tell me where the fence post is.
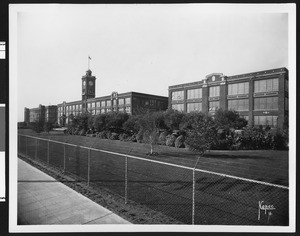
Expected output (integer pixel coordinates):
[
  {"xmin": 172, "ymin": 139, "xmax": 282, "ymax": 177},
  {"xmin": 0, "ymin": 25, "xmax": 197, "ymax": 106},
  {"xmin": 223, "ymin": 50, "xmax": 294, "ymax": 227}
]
[
  {"xmin": 47, "ymin": 139, "xmax": 50, "ymax": 165},
  {"xmin": 192, "ymin": 169, "xmax": 195, "ymax": 225},
  {"xmin": 63, "ymin": 144, "xmax": 66, "ymax": 173},
  {"xmin": 125, "ymin": 155, "xmax": 128, "ymax": 204},
  {"xmin": 35, "ymin": 138, "xmax": 38, "ymax": 160},
  {"xmin": 192, "ymin": 156, "xmax": 201, "ymax": 225},
  {"xmin": 25, "ymin": 136, "xmax": 28, "ymax": 157},
  {"xmin": 87, "ymin": 148, "xmax": 91, "ymax": 186}
]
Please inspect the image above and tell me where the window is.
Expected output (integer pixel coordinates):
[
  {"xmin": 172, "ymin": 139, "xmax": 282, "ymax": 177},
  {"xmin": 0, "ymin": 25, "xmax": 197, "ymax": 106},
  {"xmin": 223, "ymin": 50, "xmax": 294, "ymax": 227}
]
[
  {"xmin": 149, "ymin": 100, "xmax": 156, "ymax": 107},
  {"xmin": 254, "ymin": 97, "xmax": 278, "ymax": 110},
  {"xmin": 172, "ymin": 91, "xmax": 184, "ymax": 101},
  {"xmin": 241, "ymin": 116, "xmax": 249, "ymax": 121},
  {"xmin": 254, "ymin": 78, "xmax": 279, "ymax": 93},
  {"xmin": 125, "ymin": 98, "xmax": 131, "ymax": 105},
  {"xmin": 254, "ymin": 116, "xmax": 278, "ymax": 127},
  {"xmin": 101, "ymin": 108, "xmax": 106, "ymax": 114},
  {"xmin": 91, "ymin": 103, "xmax": 95, "ymax": 108},
  {"xmin": 187, "ymin": 103, "xmax": 202, "ymax": 113},
  {"xmin": 172, "ymin": 104, "xmax": 184, "ymax": 112},
  {"xmin": 112, "ymin": 100, "xmax": 117, "ymax": 107},
  {"xmin": 101, "ymin": 101, "xmax": 105, "ymax": 107},
  {"xmin": 106, "ymin": 100, "xmax": 111, "ymax": 106},
  {"xmin": 118, "ymin": 98, "xmax": 124, "ymax": 105},
  {"xmin": 209, "ymin": 86, "xmax": 220, "ymax": 97},
  {"xmin": 187, "ymin": 88, "xmax": 202, "ymax": 99},
  {"xmin": 107, "ymin": 108, "xmax": 112, "ymax": 112},
  {"xmin": 228, "ymin": 99, "xmax": 249, "ymax": 111},
  {"xmin": 209, "ymin": 101, "xmax": 219, "ymax": 111},
  {"xmin": 96, "ymin": 102, "xmax": 100, "ymax": 108},
  {"xmin": 125, "ymin": 107, "xmax": 131, "ymax": 113},
  {"xmin": 228, "ymin": 82, "xmax": 249, "ymax": 95}
]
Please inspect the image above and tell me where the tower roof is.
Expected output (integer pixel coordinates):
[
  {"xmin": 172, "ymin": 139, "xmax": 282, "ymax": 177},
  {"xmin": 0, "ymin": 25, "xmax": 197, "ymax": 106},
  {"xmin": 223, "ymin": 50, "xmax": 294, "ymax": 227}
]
[{"xmin": 86, "ymin": 69, "xmax": 92, "ymax": 76}]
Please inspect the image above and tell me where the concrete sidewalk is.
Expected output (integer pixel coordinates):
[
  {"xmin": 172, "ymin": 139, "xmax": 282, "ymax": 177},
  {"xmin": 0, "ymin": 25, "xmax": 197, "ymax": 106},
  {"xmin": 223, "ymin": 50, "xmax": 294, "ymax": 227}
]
[{"xmin": 18, "ymin": 158, "xmax": 131, "ymax": 225}]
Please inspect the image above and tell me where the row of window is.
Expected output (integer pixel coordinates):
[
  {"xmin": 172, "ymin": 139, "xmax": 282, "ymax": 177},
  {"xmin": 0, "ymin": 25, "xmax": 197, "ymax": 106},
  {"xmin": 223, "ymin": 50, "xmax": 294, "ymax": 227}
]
[
  {"xmin": 171, "ymin": 78, "xmax": 280, "ymax": 101},
  {"xmin": 172, "ymin": 96, "xmax": 278, "ymax": 113},
  {"xmin": 228, "ymin": 82, "xmax": 249, "ymax": 95},
  {"xmin": 59, "ymin": 106, "xmax": 132, "ymax": 117},
  {"xmin": 254, "ymin": 78, "xmax": 278, "ymax": 93},
  {"xmin": 254, "ymin": 116, "xmax": 278, "ymax": 127},
  {"xmin": 254, "ymin": 97, "xmax": 278, "ymax": 110},
  {"xmin": 59, "ymin": 98, "xmax": 131, "ymax": 111},
  {"xmin": 228, "ymin": 99, "xmax": 249, "ymax": 111},
  {"xmin": 133, "ymin": 98, "xmax": 165, "ymax": 108}
]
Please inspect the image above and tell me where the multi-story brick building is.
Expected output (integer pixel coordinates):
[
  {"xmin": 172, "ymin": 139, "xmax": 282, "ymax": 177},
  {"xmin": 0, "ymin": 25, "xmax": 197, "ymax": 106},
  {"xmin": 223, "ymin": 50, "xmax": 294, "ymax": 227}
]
[
  {"xmin": 24, "ymin": 104, "xmax": 46, "ymax": 123},
  {"xmin": 24, "ymin": 104, "xmax": 58, "ymax": 125},
  {"xmin": 169, "ymin": 67, "xmax": 288, "ymax": 129},
  {"xmin": 45, "ymin": 105, "xmax": 58, "ymax": 124},
  {"xmin": 56, "ymin": 69, "xmax": 168, "ymax": 126}
]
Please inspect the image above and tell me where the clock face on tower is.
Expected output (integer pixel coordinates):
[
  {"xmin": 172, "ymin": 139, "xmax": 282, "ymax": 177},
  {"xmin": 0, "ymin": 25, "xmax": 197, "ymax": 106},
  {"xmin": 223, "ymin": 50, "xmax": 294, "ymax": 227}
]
[{"xmin": 89, "ymin": 81, "xmax": 94, "ymax": 86}]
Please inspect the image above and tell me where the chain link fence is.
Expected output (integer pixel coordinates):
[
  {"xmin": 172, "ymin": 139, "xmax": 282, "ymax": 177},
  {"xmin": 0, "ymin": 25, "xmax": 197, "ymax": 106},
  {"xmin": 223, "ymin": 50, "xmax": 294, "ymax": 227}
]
[{"xmin": 18, "ymin": 134, "xmax": 289, "ymax": 225}]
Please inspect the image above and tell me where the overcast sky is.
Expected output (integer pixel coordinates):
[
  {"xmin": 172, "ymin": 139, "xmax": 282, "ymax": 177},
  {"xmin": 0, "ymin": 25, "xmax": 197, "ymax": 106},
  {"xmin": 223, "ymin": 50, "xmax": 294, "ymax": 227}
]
[{"xmin": 16, "ymin": 4, "xmax": 289, "ymax": 122}]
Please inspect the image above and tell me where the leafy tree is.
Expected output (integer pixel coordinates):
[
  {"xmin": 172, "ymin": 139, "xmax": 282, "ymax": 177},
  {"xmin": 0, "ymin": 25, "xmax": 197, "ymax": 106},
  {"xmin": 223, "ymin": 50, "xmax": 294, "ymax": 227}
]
[
  {"xmin": 43, "ymin": 122, "xmax": 53, "ymax": 133},
  {"xmin": 180, "ymin": 111, "xmax": 204, "ymax": 133},
  {"xmin": 214, "ymin": 109, "xmax": 247, "ymax": 130},
  {"xmin": 106, "ymin": 112, "xmax": 129, "ymax": 133},
  {"xmin": 77, "ymin": 112, "xmax": 92, "ymax": 132},
  {"xmin": 164, "ymin": 109, "xmax": 185, "ymax": 132},
  {"xmin": 123, "ymin": 115, "xmax": 141, "ymax": 135},
  {"xmin": 93, "ymin": 113, "xmax": 109, "ymax": 132},
  {"xmin": 184, "ymin": 114, "xmax": 217, "ymax": 155},
  {"xmin": 31, "ymin": 119, "xmax": 45, "ymax": 133}
]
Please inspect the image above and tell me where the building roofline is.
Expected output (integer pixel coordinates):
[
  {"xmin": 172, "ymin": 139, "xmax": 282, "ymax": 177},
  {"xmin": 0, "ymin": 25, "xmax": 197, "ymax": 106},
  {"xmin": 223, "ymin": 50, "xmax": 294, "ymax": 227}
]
[
  {"xmin": 57, "ymin": 91, "xmax": 168, "ymax": 106},
  {"xmin": 169, "ymin": 67, "xmax": 288, "ymax": 89}
]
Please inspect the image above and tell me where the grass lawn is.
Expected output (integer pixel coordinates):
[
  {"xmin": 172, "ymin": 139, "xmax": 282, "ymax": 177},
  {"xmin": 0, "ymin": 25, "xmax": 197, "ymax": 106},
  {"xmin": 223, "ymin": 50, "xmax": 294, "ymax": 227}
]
[{"xmin": 18, "ymin": 129, "xmax": 289, "ymax": 186}]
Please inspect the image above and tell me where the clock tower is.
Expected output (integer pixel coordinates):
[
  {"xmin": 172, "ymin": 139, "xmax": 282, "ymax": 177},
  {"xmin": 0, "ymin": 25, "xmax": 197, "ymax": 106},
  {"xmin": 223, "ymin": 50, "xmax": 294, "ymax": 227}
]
[{"xmin": 82, "ymin": 69, "xmax": 96, "ymax": 111}]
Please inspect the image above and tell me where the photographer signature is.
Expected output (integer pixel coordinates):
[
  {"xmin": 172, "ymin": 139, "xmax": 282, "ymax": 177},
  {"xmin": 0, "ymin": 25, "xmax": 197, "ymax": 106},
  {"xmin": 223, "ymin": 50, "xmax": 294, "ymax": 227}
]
[{"xmin": 258, "ymin": 201, "xmax": 275, "ymax": 223}]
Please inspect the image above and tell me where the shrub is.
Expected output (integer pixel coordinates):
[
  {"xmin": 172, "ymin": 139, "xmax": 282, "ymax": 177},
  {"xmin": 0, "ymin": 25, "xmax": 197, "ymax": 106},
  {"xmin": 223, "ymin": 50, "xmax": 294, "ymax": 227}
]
[
  {"xmin": 98, "ymin": 131, "xmax": 109, "ymax": 139},
  {"xmin": 119, "ymin": 133, "xmax": 129, "ymax": 141},
  {"xmin": 175, "ymin": 135, "xmax": 185, "ymax": 148},
  {"xmin": 158, "ymin": 131, "xmax": 167, "ymax": 145},
  {"xmin": 128, "ymin": 135, "xmax": 137, "ymax": 142},
  {"xmin": 74, "ymin": 128, "xmax": 80, "ymax": 135},
  {"xmin": 79, "ymin": 129, "xmax": 87, "ymax": 136},
  {"xmin": 235, "ymin": 127, "xmax": 287, "ymax": 150},
  {"xmin": 212, "ymin": 139, "xmax": 232, "ymax": 150},
  {"xmin": 109, "ymin": 132, "xmax": 119, "ymax": 140},
  {"xmin": 272, "ymin": 131, "xmax": 289, "ymax": 150},
  {"xmin": 166, "ymin": 134, "xmax": 176, "ymax": 147}
]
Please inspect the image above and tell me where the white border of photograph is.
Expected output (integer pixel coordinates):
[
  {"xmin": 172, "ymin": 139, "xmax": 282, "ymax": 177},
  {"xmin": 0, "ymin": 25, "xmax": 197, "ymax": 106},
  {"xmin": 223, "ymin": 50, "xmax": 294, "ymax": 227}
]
[
  {"xmin": 9, "ymin": 3, "xmax": 296, "ymax": 233},
  {"xmin": 0, "ymin": 104, "xmax": 5, "ymax": 202}
]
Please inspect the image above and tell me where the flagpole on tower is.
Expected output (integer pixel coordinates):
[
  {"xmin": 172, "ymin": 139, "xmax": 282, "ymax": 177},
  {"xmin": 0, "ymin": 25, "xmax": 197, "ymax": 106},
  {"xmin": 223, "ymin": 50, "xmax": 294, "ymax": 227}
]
[{"xmin": 88, "ymin": 55, "xmax": 91, "ymax": 70}]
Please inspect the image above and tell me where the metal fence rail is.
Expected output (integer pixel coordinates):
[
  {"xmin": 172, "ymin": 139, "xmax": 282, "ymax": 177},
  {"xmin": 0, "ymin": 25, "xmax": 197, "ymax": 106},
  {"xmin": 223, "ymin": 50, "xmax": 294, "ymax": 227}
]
[{"xmin": 18, "ymin": 134, "xmax": 289, "ymax": 225}]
